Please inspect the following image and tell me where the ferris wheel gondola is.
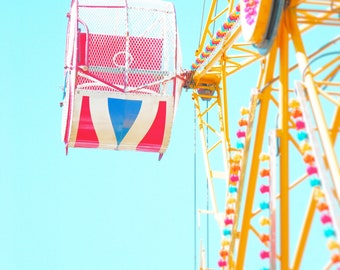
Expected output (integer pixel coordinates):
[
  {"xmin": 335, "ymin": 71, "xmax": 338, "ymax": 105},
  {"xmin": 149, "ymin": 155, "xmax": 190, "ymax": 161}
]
[{"xmin": 61, "ymin": 0, "xmax": 183, "ymax": 157}]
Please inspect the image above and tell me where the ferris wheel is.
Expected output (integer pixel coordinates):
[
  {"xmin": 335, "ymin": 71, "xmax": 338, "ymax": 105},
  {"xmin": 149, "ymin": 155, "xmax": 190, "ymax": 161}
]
[
  {"xmin": 61, "ymin": 0, "xmax": 340, "ymax": 269},
  {"xmin": 189, "ymin": 0, "xmax": 340, "ymax": 269}
]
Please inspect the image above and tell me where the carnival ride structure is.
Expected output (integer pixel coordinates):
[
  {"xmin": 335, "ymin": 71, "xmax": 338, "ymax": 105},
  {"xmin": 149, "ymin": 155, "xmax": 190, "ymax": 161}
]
[{"xmin": 61, "ymin": 0, "xmax": 340, "ymax": 269}]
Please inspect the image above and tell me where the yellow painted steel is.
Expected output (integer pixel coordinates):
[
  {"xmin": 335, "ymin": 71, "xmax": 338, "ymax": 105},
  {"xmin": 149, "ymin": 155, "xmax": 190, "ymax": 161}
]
[
  {"xmin": 278, "ymin": 18, "xmax": 290, "ymax": 269},
  {"xmin": 190, "ymin": 0, "xmax": 340, "ymax": 269},
  {"xmin": 292, "ymin": 190, "xmax": 317, "ymax": 269}
]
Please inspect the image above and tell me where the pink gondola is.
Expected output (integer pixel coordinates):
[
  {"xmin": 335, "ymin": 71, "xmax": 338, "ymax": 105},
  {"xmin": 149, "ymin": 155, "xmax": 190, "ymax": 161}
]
[{"xmin": 61, "ymin": 0, "xmax": 183, "ymax": 157}]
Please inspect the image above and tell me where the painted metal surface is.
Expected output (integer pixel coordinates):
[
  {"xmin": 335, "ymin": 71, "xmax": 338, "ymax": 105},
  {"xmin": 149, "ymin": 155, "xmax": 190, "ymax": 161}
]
[{"xmin": 62, "ymin": 0, "xmax": 183, "ymax": 154}]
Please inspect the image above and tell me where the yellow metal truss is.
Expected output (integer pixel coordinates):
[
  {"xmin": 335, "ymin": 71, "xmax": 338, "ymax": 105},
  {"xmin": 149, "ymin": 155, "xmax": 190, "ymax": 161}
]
[{"xmin": 191, "ymin": 0, "xmax": 340, "ymax": 269}]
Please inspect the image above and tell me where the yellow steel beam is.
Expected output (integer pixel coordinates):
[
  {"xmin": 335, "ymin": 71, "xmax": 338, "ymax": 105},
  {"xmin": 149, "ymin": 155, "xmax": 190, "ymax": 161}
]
[
  {"xmin": 330, "ymin": 107, "xmax": 340, "ymax": 145},
  {"xmin": 220, "ymin": 55, "xmax": 231, "ymax": 150},
  {"xmin": 278, "ymin": 14, "xmax": 290, "ymax": 269},
  {"xmin": 292, "ymin": 190, "xmax": 317, "ymax": 269}
]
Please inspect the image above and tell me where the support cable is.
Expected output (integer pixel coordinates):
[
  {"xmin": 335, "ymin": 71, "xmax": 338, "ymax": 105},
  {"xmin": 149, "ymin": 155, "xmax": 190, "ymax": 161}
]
[
  {"xmin": 194, "ymin": 98, "xmax": 197, "ymax": 270},
  {"xmin": 206, "ymin": 99, "xmax": 210, "ymax": 268}
]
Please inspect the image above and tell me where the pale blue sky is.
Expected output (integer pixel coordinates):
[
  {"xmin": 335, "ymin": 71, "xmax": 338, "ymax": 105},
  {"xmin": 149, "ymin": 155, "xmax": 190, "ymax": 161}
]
[{"xmin": 1, "ymin": 1, "xmax": 204, "ymax": 270}]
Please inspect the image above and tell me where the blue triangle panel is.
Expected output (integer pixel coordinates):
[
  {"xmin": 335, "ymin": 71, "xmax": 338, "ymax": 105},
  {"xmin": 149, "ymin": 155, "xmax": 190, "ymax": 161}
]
[{"xmin": 108, "ymin": 98, "xmax": 142, "ymax": 145}]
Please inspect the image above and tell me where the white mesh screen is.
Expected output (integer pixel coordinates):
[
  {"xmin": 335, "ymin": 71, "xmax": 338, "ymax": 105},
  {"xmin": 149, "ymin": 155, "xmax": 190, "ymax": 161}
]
[{"xmin": 76, "ymin": 0, "xmax": 179, "ymax": 96}]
